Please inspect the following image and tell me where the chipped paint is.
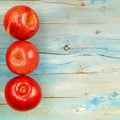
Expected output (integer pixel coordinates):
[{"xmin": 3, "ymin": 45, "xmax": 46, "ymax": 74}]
[
  {"xmin": 86, "ymin": 97, "xmax": 106, "ymax": 109},
  {"xmin": 90, "ymin": 0, "xmax": 107, "ymax": 3},
  {"xmin": 86, "ymin": 92, "xmax": 120, "ymax": 110}
]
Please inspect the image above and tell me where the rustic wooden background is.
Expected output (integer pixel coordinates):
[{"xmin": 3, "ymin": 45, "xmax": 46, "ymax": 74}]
[{"xmin": 0, "ymin": 0, "xmax": 120, "ymax": 119}]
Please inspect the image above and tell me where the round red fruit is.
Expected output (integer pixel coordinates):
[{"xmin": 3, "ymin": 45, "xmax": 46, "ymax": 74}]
[
  {"xmin": 4, "ymin": 5, "xmax": 39, "ymax": 40},
  {"xmin": 6, "ymin": 40, "xmax": 39, "ymax": 75},
  {"xmin": 4, "ymin": 75, "xmax": 42, "ymax": 111}
]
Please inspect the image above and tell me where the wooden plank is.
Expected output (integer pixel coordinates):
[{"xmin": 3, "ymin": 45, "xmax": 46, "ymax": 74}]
[
  {"xmin": 1, "ymin": 53, "xmax": 119, "ymax": 75},
  {"xmin": 0, "ymin": 73, "xmax": 120, "ymax": 119},
  {"xmin": 0, "ymin": 72, "xmax": 120, "ymax": 94},
  {"xmin": 0, "ymin": 98, "xmax": 120, "ymax": 120},
  {"xmin": 0, "ymin": 73, "xmax": 120, "ymax": 102},
  {"xmin": 0, "ymin": 44, "xmax": 119, "ymax": 75},
  {"xmin": 0, "ymin": 0, "xmax": 120, "ymax": 24}
]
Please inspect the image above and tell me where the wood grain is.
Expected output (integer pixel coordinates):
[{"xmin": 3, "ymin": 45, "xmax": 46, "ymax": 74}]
[{"xmin": 0, "ymin": 0, "xmax": 119, "ymax": 120}]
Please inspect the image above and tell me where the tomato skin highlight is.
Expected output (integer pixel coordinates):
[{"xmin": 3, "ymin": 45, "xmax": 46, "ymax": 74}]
[
  {"xmin": 6, "ymin": 40, "xmax": 39, "ymax": 75},
  {"xmin": 4, "ymin": 75, "xmax": 42, "ymax": 111}
]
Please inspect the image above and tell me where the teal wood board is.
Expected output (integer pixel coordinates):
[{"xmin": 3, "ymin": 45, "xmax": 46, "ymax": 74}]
[{"xmin": 0, "ymin": 0, "xmax": 120, "ymax": 120}]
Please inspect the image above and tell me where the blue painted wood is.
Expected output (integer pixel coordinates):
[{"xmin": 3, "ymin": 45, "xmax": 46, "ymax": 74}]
[
  {"xmin": 90, "ymin": 0, "xmax": 107, "ymax": 4},
  {"xmin": 0, "ymin": 0, "xmax": 119, "ymax": 120}
]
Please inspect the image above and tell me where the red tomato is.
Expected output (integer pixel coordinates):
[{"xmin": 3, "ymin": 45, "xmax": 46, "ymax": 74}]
[
  {"xmin": 4, "ymin": 5, "xmax": 39, "ymax": 40},
  {"xmin": 4, "ymin": 75, "xmax": 42, "ymax": 111},
  {"xmin": 6, "ymin": 40, "xmax": 39, "ymax": 75}
]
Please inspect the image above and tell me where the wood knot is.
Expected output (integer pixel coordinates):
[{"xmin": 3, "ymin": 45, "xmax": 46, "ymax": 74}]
[
  {"xmin": 64, "ymin": 45, "xmax": 70, "ymax": 51},
  {"xmin": 81, "ymin": 2, "xmax": 86, "ymax": 6},
  {"xmin": 100, "ymin": 6, "xmax": 106, "ymax": 11},
  {"xmin": 85, "ymin": 93, "xmax": 88, "ymax": 96},
  {"xmin": 76, "ymin": 109, "xmax": 79, "ymax": 112},
  {"xmin": 95, "ymin": 29, "xmax": 102, "ymax": 34},
  {"xmin": 44, "ymin": 71, "xmax": 49, "ymax": 75},
  {"xmin": 80, "ymin": 65, "xmax": 87, "ymax": 74}
]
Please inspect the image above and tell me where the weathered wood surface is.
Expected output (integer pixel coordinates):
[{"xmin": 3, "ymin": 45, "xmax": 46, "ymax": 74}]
[{"xmin": 0, "ymin": 0, "xmax": 120, "ymax": 120}]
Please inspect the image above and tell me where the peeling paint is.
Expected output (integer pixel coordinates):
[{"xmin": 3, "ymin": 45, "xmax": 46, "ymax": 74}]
[
  {"xmin": 90, "ymin": 0, "xmax": 107, "ymax": 3},
  {"xmin": 85, "ymin": 92, "xmax": 120, "ymax": 110},
  {"xmin": 108, "ymin": 92, "xmax": 120, "ymax": 106},
  {"xmin": 86, "ymin": 97, "xmax": 106, "ymax": 109}
]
